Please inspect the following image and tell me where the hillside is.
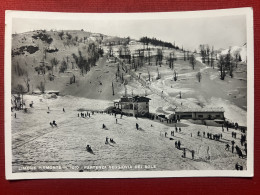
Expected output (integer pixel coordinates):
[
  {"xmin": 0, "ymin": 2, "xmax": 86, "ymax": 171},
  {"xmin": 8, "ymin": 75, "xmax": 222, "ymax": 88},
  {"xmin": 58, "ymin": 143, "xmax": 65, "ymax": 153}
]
[{"xmin": 11, "ymin": 30, "xmax": 247, "ymax": 125}]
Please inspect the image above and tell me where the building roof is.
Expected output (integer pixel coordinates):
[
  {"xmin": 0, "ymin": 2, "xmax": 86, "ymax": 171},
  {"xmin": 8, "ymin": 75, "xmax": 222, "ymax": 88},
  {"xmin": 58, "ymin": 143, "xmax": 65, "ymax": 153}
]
[
  {"xmin": 175, "ymin": 107, "xmax": 224, "ymax": 113},
  {"xmin": 120, "ymin": 96, "xmax": 151, "ymax": 103}
]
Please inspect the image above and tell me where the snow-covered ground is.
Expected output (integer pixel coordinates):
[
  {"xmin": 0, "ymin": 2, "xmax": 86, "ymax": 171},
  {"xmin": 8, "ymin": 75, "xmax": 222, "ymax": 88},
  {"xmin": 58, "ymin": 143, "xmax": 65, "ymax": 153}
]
[
  {"xmin": 12, "ymin": 95, "xmax": 247, "ymax": 172},
  {"xmin": 121, "ymin": 55, "xmax": 247, "ymax": 126}
]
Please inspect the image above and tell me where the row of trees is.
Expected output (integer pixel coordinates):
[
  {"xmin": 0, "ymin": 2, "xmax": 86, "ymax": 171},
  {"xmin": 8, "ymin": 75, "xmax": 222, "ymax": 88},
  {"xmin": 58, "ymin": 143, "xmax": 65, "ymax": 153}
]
[
  {"xmin": 72, "ymin": 43, "xmax": 100, "ymax": 75},
  {"xmin": 199, "ymin": 44, "xmax": 245, "ymax": 80},
  {"xmin": 139, "ymin": 37, "xmax": 179, "ymax": 50},
  {"xmin": 218, "ymin": 49, "xmax": 235, "ymax": 80},
  {"xmin": 199, "ymin": 44, "xmax": 215, "ymax": 68}
]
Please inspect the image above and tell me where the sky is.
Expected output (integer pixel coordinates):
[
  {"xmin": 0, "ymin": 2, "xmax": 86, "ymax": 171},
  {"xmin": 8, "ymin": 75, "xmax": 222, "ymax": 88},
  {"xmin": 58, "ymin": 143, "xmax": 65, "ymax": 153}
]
[{"xmin": 12, "ymin": 14, "xmax": 246, "ymax": 51}]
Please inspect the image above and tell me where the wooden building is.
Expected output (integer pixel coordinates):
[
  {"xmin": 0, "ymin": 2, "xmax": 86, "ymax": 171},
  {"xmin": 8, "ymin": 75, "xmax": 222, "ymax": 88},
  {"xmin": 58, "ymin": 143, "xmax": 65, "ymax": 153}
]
[
  {"xmin": 174, "ymin": 107, "xmax": 225, "ymax": 120},
  {"xmin": 114, "ymin": 96, "xmax": 150, "ymax": 117}
]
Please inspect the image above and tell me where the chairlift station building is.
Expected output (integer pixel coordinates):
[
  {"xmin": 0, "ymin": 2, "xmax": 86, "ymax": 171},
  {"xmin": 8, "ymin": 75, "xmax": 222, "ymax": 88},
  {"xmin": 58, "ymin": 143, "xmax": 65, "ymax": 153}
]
[
  {"xmin": 114, "ymin": 96, "xmax": 150, "ymax": 117},
  {"xmin": 174, "ymin": 107, "xmax": 225, "ymax": 120}
]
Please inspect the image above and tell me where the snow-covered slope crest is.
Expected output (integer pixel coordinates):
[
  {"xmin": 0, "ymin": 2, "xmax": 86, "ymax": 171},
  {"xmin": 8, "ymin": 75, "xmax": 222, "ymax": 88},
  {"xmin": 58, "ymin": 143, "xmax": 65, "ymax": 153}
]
[{"xmin": 220, "ymin": 43, "xmax": 247, "ymax": 62}]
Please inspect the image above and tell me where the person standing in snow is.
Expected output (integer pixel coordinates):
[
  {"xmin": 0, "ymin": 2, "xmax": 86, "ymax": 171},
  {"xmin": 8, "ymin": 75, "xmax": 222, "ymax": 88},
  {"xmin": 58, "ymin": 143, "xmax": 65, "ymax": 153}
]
[
  {"xmin": 116, "ymin": 119, "xmax": 118, "ymax": 124},
  {"xmin": 136, "ymin": 123, "xmax": 139, "ymax": 130},
  {"xmin": 235, "ymin": 163, "xmax": 239, "ymax": 170},
  {"xmin": 182, "ymin": 148, "xmax": 186, "ymax": 158},
  {"xmin": 178, "ymin": 141, "xmax": 181, "ymax": 149}
]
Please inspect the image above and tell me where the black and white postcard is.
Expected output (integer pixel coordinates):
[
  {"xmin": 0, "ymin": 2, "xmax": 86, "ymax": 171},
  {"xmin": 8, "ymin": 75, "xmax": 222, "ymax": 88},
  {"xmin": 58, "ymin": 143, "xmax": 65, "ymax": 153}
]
[{"xmin": 5, "ymin": 8, "xmax": 254, "ymax": 179}]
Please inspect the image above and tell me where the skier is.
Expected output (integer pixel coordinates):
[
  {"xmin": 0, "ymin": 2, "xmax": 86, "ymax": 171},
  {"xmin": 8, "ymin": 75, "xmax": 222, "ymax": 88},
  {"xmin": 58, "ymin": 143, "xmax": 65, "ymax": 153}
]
[
  {"xmin": 225, "ymin": 143, "xmax": 230, "ymax": 151},
  {"xmin": 105, "ymin": 137, "xmax": 109, "ymax": 144},
  {"xmin": 175, "ymin": 141, "xmax": 178, "ymax": 148},
  {"xmin": 86, "ymin": 145, "xmax": 93, "ymax": 153},
  {"xmin": 182, "ymin": 148, "xmax": 186, "ymax": 158},
  {"xmin": 53, "ymin": 120, "xmax": 57, "ymax": 127},
  {"xmin": 136, "ymin": 123, "xmax": 139, "ymax": 130}
]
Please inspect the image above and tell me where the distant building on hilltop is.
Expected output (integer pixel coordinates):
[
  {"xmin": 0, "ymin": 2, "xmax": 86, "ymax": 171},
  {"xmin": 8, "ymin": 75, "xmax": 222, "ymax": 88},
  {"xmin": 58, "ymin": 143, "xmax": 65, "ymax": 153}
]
[
  {"xmin": 174, "ymin": 107, "xmax": 224, "ymax": 120},
  {"xmin": 114, "ymin": 96, "xmax": 150, "ymax": 117}
]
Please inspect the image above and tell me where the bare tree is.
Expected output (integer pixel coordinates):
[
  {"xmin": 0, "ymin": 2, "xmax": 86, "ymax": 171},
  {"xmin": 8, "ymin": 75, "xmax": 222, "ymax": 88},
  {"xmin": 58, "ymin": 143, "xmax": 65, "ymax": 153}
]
[
  {"xmin": 37, "ymin": 81, "xmax": 45, "ymax": 93},
  {"xmin": 147, "ymin": 48, "xmax": 151, "ymax": 65},
  {"xmin": 50, "ymin": 57, "xmax": 59, "ymax": 75},
  {"xmin": 210, "ymin": 46, "xmax": 214, "ymax": 69},
  {"xmin": 168, "ymin": 52, "xmax": 175, "ymax": 70},
  {"xmin": 156, "ymin": 67, "xmax": 161, "ymax": 80},
  {"xmin": 23, "ymin": 72, "xmax": 30, "ymax": 92},
  {"xmin": 173, "ymin": 70, "xmax": 178, "ymax": 81},
  {"xmin": 147, "ymin": 68, "xmax": 151, "ymax": 81},
  {"xmin": 206, "ymin": 45, "xmax": 210, "ymax": 64},
  {"xmin": 58, "ymin": 30, "xmax": 64, "ymax": 40},
  {"xmin": 13, "ymin": 84, "xmax": 27, "ymax": 109},
  {"xmin": 156, "ymin": 49, "xmax": 163, "ymax": 66},
  {"xmin": 190, "ymin": 53, "xmax": 196, "ymax": 70},
  {"xmin": 112, "ymin": 82, "xmax": 115, "ymax": 96},
  {"xmin": 199, "ymin": 45, "xmax": 206, "ymax": 63},
  {"xmin": 235, "ymin": 52, "xmax": 240, "ymax": 68},
  {"xmin": 218, "ymin": 55, "xmax": 226, "ymax": 80}
]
